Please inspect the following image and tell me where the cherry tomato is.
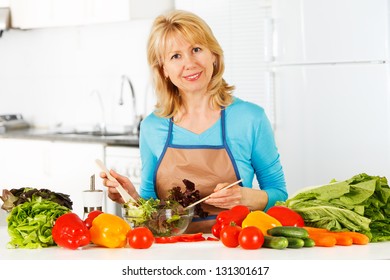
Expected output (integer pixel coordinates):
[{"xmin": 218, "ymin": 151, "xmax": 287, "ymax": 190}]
[
  {"xmin": 230, "ymin": 205, "xmax": 250, "ymax": 226},
  {"xmin": 211, "ymin": 223, "xmax": 222, "ymax": 239},
  {"xmin": 127, "ymin": 227, "xmax": 154, "ymax": 249},
  {"xmin": 220, "ymin": 223, "xmax": 242, "ymax": 248},
  {"xmin": 84, "ymin": 210, "xmax": 104, "ymax": 229},
  {"xmin": 216, "ymin": 210, "xmax": 232, "ymax": 225},
  {"xmin": 266, "ymin": 206, "xmax": 305, "ymax": 227},
  {"xmin": 238, "ymin": 226, "xmax": 264, "ymax": 250}
]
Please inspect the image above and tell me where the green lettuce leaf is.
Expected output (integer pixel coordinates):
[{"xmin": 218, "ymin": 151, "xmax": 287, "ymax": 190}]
[
  {"xmin": 7, "ymin": 198, "xmax": 70, "ymax": 249},
  {"xmin": 279, "ymin": 173, "xmax": 390, "ymax": 242},
  {"xmin": 290, "ymin": 200, "xmax": 371, "ymax": 232}
]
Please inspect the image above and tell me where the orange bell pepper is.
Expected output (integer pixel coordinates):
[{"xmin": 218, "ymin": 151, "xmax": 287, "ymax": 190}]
[
  {"xmin": 89, "ymin": 213, "xmax": 131, "ymax": 248},
  {"xmin": 241, "ymin": 210, "xmax": 282, "ymax": 236}
]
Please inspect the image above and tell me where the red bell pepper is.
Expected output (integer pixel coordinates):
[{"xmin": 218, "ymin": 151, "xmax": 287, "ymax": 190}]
[
  {"xmin": 52, "ymin": 212, "xmax": 91, "ymax": 250},
  {"xmin": 212, "ymin": 205, "xmax": 250, "ymax": 238},
  {"xmin": 84, "ymin": 210, "xmax": 104, "ymax": 229},
  {"xmin": 155, "ymin": 233, "xmax": 206, "ymax": 243},
  {"xmin": 266, "ymin": 205, "xmax": 305, "ymax": 227}
]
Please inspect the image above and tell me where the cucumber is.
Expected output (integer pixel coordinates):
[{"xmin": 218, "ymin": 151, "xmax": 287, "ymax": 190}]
[
  {"xmin": 286, "ymin": 237, "xmax": 305, "ymax": 249},
  {"xmin": 262, "ymin": 235, "xmax": 288, "ymax": 249},
  {"xmin": 303, "ymin": 237, "xmax": 315, "ymax": 247},
  {"xmin": 267, "ymin": 226, "xmax": 309, "ymax": 239}
]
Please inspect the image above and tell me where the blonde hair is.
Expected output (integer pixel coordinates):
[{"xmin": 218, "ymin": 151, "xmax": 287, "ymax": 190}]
[{"xmin": 147, "ymin": 10, "xmax": 235, "ymax": 118}]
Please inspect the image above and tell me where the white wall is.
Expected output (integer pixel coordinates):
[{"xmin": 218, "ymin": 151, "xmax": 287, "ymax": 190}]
[{"xmin": 0, "ymin": 20, "xmax": 156, "ymax": 129}]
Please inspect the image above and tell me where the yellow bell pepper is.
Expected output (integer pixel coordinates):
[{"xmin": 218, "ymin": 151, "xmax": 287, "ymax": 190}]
[
  {"xmin": 90, "ymin": 213, "xmax": 131, "ymax": 248},
  {"xmin": 241, "ymin": 210, "xmax": 282, "ymax": 236}
]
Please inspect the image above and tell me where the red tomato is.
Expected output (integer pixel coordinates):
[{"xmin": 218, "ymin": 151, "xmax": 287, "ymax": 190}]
[
  {"xmin": 84, "ymin": 210, "xmax": 104, "ymax": 229},
  {"xmin": 266, "ymin": 206, "xmax": 305, "ymax": 227},
  {"xmin": 238, "ymin": 226, "xmax": 264, "ymax": 250},
  {"xmin": 216, "ymin": 210, "xmax": 232, "ymax": 225},
  {"xmin": 230, "ymin": 205, "xmax": 250, "ymax": 226},
  {"xmin": 127, "ymin": 227, "xmax": 154, "ymax": 249},
  {"xmin": 211, "ymin": 223, "xmax": 222, "ymax": 238},
  {"xmin": 220, "ymin": 223, "xmax": 242, "ymax": 248}
]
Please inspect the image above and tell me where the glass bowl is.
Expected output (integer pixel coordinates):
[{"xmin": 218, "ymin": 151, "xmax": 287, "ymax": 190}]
[{"xmin": 122, "ymin": 206, "xmax": 194, "ymax": 237}]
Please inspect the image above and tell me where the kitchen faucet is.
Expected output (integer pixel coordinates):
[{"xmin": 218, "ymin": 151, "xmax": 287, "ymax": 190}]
[
  {"xmin": 119, "ymin": 75, "xmax": 142, "ymax": 135},
  {"xmin": 90, "ymin": 89, "xmax": 106, "ymax": 134}
]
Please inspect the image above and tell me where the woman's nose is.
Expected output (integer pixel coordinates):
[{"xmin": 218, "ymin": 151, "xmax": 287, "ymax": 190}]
[{"xmin": 183, "ymin": 54, "xmax": 196, "ymax": 69}]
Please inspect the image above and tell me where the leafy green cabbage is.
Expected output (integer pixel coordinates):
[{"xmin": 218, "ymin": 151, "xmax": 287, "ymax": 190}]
[{"xmin": 278, "ymin": 173, "xmax": 390, "ymax": 242}]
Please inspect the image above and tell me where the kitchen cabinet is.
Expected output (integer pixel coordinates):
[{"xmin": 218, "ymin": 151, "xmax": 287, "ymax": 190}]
[
  {"xmin": 0, "ymin": 139, "xmax": 51, "ymax": 187},
  {"xmin": 46, "ymin": 141, "xmax": 105, "ymax": 217},
  {"xmin": 9, "ymin": 0, "xmax": 174, "ymax": 29},
  {"xmin": 0, "ymin": 138, "xmax": 104, "ymax": 218},
  {"xmin": 9, "ymin": 0, "xmax": 131, "ymax": 29},
  {"xmin": 0, "ymin": 0, "xmax": 9, "ymax": 7}
]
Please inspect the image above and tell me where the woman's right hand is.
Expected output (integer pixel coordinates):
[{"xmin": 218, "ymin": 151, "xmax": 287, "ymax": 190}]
[{"xmin": 99, "ymin": 169, "xmax": 139, "ymax": 204}]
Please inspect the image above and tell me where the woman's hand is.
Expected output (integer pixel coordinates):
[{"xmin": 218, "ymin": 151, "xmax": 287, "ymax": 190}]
[
  {"xmin": 204, "ymin": 182, "xmax": 268, "ymax": 210},
  {"xmin": 100, "ymin": 169, "xmax": 139, "ymax": 204}
]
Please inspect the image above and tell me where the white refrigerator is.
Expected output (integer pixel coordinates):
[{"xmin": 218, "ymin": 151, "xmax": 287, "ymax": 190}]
[{"xmin": 270, "ymin": 0, "xmax": 390, "ymax": 195}]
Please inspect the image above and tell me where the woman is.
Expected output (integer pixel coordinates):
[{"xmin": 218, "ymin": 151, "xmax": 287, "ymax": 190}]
[{"xmin": 101, "ymin": 10, "xmax": 288, "ymax": 233}]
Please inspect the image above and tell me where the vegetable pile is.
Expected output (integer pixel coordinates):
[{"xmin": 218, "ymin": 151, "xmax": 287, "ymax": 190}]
[
  {"xmin": 0, "ymin": 188, "xmax": 73, "ymax": 249},
  {"xmin": 211, "ymin": 204, "xmax": 374, "ymax": 250},
  {"xmin": 277, "ymin": 173, "xmax": 390, "ymax": 242}
]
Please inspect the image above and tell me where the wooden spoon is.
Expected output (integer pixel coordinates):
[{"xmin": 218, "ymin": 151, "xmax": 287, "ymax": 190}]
[
  {"xmin": 95, "ymin": 159, "xmax": 136, "ymax": 203},
  {"xmin": 184, "ymin": 179, "xmax": 243, "ymax": 210}
]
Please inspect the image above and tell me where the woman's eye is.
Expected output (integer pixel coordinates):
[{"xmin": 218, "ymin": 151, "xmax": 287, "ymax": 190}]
[
  {"xmin": 193, "ymin": 47, "xmax": 202, "ymax": 53},
  {"xmin": 171, "ymin": 54, "xmax": 180, "ymax": 60}
]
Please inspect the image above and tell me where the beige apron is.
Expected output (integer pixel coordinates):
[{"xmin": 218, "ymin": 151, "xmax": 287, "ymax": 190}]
[{"xmin": 154, "ymin": 109, "xmax": 241, "ymax": 233}]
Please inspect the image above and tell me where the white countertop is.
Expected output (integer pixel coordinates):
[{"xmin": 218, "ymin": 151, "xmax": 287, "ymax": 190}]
[{"xmin": 1, "ymin": 226, "xmax": 390, "ymax": 260}]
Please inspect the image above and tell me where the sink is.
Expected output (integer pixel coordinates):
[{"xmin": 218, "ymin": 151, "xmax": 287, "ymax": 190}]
[
  {"xmin": 53, "ymin": 131, "xmax": 133, "ymax": 137},
  {"xmin": 44, "ymin": 123, "xmax": 140, "ymax": 139}
]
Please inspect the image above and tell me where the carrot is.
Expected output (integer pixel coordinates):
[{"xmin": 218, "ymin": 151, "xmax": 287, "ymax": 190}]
[
  {"xmin": 307, "ymin": 233, "xmax": 336, "ymax": 247},
  {"xmin": 332, "ymin": 233, "xmax": 353, "ymax": 246},
  {"xmin": 304, "ymin": 226, "xmax": 368, "ymax": 246},
  {"xmin": 334, "ymin": 231, "xmax": 369, "ymax": 245},
  {"xmin": 303, "ymin": 226, "xmax": 328, "ymax": 233}
]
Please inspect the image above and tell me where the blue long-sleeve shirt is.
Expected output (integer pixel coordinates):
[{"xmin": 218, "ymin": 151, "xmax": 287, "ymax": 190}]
[{"xmin": 138, "ymin": 97, "xmax": 288, "ymax": 210}]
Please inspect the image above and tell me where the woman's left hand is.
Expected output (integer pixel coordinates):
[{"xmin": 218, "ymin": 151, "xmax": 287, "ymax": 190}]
[
  {"xmin": 204, "ymin": 182, "xmax": 242, "ymax": 209},
  {"xmin": 204, "ymin": 182, "xmax": 268, "ymax": 210}
]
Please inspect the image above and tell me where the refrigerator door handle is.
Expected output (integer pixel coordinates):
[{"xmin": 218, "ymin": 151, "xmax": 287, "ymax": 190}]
[
  {"xmin": 264, "ymin": 70, "xmax": 276, "ymax": 131},
  {"xmin": 263, "ymin": 17, "xmax": 274, "ymax": 63}
]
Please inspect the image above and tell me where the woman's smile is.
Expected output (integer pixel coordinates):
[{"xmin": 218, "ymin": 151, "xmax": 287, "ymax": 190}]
[{"xmin": 184, "ymin": 72, "xmax": 202, "ymax": 81}]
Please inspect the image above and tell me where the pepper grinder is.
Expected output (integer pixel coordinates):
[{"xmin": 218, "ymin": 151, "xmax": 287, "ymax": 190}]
[{"xmin": 82, "ymin": 174, "xmax": 103, "ymax": 219}]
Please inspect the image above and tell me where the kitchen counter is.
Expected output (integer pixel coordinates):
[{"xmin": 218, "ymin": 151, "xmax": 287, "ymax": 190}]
[
  {"xmin": 1, "ymin": 226, "xmax": 390, "ymax": 260},
  {"xmin": 0, "ymin": 128, "xmax": 139, "ymax": 146}
]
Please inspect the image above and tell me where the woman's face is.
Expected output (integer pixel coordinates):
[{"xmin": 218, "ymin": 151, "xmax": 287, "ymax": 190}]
[{"xmin": 162, "ymin": 35, "xmax": 216, "ymax": 96}]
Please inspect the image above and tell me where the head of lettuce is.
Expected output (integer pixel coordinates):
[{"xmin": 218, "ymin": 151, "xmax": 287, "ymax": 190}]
[
  {"xmin": 1, "ymin": 188, "xmax": 72, "ymax": 249},
  {"xmin": 277, "ymin": 173, "xmax": 390, "ymax": 242}
]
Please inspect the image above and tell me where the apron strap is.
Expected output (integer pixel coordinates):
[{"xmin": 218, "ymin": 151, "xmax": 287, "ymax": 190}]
[{"xmin": 221, "ymin": 108, "xmax": 227, "ymax": 145}]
